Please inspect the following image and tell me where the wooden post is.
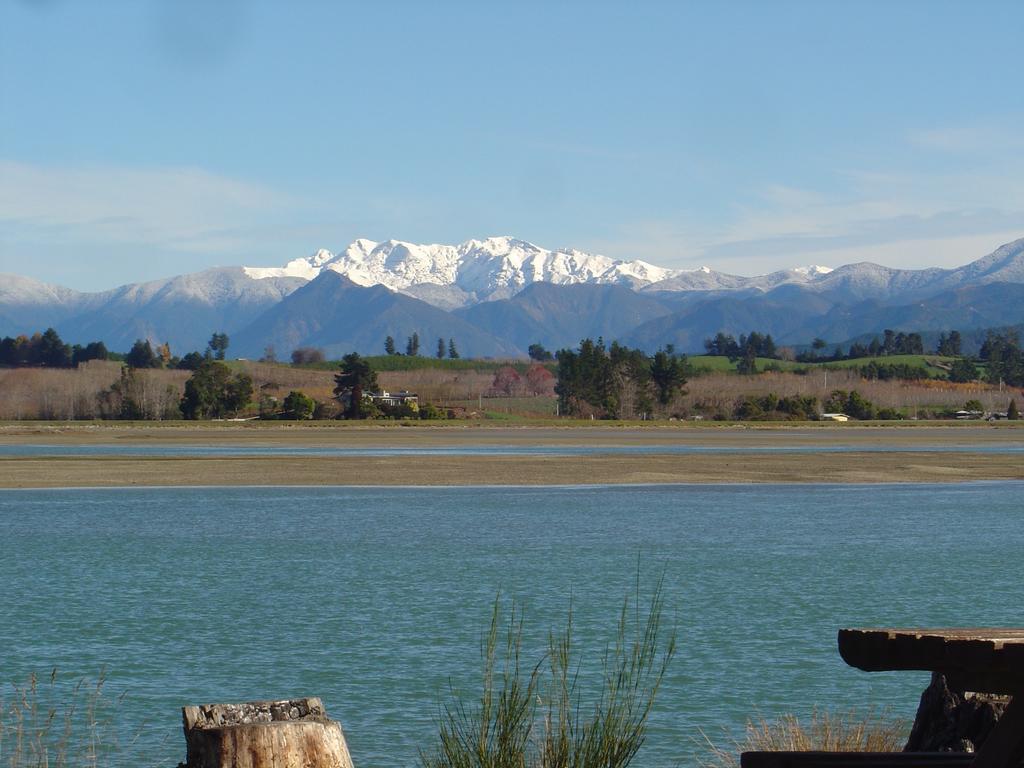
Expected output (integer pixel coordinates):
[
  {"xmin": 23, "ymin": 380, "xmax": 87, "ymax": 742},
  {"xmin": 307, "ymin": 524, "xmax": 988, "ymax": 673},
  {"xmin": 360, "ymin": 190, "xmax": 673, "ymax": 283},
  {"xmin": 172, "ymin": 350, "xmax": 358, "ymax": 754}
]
[{"xmin": 181, "ymin": 697, "xmax": 354, "ymax": 768}]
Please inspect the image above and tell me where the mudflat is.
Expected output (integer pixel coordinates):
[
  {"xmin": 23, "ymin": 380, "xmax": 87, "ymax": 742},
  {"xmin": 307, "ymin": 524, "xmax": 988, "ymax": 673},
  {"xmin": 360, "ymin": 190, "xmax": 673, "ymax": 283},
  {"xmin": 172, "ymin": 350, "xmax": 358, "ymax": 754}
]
[{"xmin": 1, "ymin": 422, "xmax": 1022, "ymax": 487}]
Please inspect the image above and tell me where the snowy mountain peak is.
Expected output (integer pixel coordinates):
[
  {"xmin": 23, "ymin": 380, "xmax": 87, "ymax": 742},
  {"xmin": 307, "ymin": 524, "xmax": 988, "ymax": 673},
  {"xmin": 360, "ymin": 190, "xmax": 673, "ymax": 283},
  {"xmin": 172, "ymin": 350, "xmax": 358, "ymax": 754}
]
[
  {"xmin": 244, "ymin": 235, "xmax": 1023, "ymax": 309},
  {"xmin": 246, "ymin": 236, "xmax": 677, "ymax": 307},
  {"xmin": 793, "ymin": 264, "xmax": 834, "ymax": 277}
]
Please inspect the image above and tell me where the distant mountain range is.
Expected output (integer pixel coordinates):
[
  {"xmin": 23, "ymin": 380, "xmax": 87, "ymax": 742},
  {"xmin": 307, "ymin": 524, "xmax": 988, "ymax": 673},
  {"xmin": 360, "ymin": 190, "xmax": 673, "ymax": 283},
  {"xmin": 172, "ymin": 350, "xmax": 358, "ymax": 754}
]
[{"xmin": 2, "ymin": 235, "xmax": 1024, "ymax": 358}]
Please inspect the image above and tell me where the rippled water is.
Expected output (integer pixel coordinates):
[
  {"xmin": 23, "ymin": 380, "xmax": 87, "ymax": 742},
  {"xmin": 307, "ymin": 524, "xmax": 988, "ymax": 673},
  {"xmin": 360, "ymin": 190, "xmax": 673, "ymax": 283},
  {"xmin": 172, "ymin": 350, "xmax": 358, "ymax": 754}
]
[{"xmin": 2, "ymin": 483, "xmax": 1022, "ymax": 766}]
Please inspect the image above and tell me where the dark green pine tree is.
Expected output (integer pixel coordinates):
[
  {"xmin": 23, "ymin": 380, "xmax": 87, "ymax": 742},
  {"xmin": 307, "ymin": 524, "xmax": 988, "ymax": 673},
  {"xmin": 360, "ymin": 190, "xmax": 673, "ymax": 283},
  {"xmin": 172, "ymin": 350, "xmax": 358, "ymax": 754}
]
[
  {"xmin": 333, "ymin": 353, "xmax": 379, "ymax": 419},
  {"xmin": 125, "ymin": 339, "xmax": 160, "ymax": 369},
  {"xmin": 207, "ymin": 332, "xmax": 230, "ymax": 361},
  {"xmin": 384, "ymin": 335, "xmax": 396, "ymax": 355},
  {"xmin": 436, "ymin": 337, "xmax": 445, "ymax": 359},
  {"xmin": 448, "ymin": 338, "xmax": 459, "ymax": 359},
  {"xmin": 650, "ymin": 348, "xmax": 687, "ymax": 405}
]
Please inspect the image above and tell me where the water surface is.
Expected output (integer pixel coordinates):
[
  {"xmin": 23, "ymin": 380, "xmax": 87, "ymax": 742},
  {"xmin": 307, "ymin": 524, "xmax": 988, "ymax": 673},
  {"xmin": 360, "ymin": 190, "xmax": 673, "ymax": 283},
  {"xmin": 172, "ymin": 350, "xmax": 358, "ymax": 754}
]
[{"xmin": 2, "ymin": 483, "xmax": 1021, "ymax": 766}]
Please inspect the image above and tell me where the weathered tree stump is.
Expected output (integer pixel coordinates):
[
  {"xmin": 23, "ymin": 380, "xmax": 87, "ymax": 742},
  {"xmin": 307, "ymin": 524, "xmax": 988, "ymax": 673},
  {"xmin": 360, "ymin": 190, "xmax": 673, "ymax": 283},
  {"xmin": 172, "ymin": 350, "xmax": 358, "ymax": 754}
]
[{"xmin": 181, "ymin": 697, "xmax": 354, "ymax": 768}]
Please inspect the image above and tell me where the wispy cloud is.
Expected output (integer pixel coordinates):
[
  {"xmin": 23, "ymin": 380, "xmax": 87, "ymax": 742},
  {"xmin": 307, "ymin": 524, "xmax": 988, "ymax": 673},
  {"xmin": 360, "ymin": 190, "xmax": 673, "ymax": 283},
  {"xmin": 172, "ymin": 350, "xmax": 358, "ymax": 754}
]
[
  {"xmin": 0, "ymin": 160, "xmax": 296, "ymax": 254},
  {"xmin": 910, "ymin": 123, "xmax": 1024, "ymax": 155},
  {"xmin": 587, "ymin": 120, "xmax": 1024, "ymax": 274}
]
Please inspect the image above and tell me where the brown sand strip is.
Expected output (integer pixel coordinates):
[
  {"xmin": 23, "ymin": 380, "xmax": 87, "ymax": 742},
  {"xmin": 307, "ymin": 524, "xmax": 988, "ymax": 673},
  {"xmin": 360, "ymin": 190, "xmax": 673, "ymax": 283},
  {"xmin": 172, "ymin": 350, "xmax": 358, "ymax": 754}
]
[
  {"xmin": 2, "ymin": 451, "xmax": 1022, "ymax": 488},
  {"xmin": 1, "ymin": 422, "xmax": 1023, "ymax": 447}
]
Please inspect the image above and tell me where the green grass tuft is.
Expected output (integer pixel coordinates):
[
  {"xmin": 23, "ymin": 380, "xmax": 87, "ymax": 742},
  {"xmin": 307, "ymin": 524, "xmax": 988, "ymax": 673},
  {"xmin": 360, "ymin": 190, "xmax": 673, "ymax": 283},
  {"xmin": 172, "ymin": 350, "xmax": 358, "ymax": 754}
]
[{"xmin": 420, "ymin": 575, "xmax": 676, "ymax": 768}]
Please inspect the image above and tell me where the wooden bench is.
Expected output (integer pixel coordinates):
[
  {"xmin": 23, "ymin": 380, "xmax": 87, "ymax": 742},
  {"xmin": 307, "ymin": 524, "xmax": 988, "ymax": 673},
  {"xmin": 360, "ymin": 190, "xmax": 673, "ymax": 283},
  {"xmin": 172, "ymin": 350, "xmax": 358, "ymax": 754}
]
[{"xmin": 741, "ymin": 628, "xmax": 1024, "ymax": 768}]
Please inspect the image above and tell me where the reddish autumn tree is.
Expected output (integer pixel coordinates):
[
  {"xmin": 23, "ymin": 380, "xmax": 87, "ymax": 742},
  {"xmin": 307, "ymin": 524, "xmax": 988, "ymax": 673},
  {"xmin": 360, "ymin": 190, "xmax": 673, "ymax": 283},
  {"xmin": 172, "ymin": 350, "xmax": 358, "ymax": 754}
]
[
  {"xmin": 525, "ymin": 363, "xmax": 555, "ymax": 396},
  {"xmin": 489, "ymin": 366, "xmax": 523, "ymax": 396}
]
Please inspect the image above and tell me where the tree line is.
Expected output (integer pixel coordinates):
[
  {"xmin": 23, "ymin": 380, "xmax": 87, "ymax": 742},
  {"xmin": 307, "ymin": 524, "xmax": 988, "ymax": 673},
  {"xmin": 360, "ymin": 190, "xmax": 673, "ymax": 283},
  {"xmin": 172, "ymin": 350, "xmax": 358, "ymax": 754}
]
[
  {"xmin": 383, "ymin": 333, "xmax": 459, "ymax": 359},
  {"xmin": 1, "ymin": 329, "xmax": 112, "ymax": 368},
  {"xmin": 699, "ymin": 327, "xmax": 1024, "ymax": 386},
  {"xmin": 979, "ymin": 331, "xmax": 1024, "ymax": 386},
  {"xmin": 797, "ymin": 329, "xmax": 926, "ymax": 362},
  {"xmin": 555, "ymin": 338, "xmax": 689, "ymax": 419},
  {"xmin": 0, "ymin": 328, "xmax": 233, "ymax": 371}
]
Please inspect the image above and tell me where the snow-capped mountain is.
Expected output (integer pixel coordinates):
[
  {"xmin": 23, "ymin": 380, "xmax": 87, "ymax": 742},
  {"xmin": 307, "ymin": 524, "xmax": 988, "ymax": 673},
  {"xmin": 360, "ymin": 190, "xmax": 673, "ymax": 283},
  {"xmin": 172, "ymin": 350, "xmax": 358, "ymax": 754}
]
[
  {"xmin": 642, "ymin": 263, "xmax": 835, "ymax": 294},
  {"xmin": 0, "ymin": 268, "xmax": 304, "ymax": 351},
  {"xmin": 244, "ymin": 235, "xmax": 848, "ymax": 307},
  {"xmin": 244, "ymin": 236, "xmax": 679, "ymax": 307},
  {"xmin": 4, "ymin": 234, "xmax": 1024, "ymax": 358}
]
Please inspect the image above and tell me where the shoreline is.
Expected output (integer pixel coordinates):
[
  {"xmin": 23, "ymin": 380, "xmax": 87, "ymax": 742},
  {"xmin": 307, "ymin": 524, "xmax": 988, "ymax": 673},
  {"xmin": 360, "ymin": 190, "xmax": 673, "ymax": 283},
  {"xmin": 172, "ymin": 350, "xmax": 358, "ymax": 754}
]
[
  {"xmin": 2, "ymin": 420, "xmax": 1022, "ymax": 443},
  {"xmin": 2, "ymin": 422, "xmax": 1022, "ymax": 488},
  {"xmin": 3, "ymin": 450, "xmax": 1022, "ymax": 488}
]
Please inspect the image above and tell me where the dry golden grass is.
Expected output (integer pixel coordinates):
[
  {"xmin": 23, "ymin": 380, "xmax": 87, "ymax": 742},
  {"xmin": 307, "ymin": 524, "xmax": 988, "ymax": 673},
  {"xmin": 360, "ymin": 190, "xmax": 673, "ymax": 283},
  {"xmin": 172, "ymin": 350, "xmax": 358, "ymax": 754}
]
[
  {"xmin": 699, "ymin": 709, "xmax": 907, "ymax": 768},
  {"xmin": 682, "ymin": 371, "xmax": 1020, "ymax": 417},
  {"xmin": 1, "ymin": 361, "xmax": 1020, "ymax": 421},
  {"xmin": 0, "ymin": 669, "xmax": 150, "ymax": 768}
]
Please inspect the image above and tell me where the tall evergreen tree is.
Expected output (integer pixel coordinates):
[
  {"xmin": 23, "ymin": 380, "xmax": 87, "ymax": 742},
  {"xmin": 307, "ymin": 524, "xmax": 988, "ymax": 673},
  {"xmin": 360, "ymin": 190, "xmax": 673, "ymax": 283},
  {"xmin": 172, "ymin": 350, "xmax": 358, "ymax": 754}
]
[
  {"xmin": 736, "ymin": 347, "xmax": 758, "ymax": 375},
  {"xmin": 882, "ymin": 329, "xmax": 896, "ymax": 355},
  {"xmin": 948, "ymin": 357, "xmax": 978, "ymax": 383},
  {"xmin": 72, "ymin": 341, "xmax": 109, "ymax": 366},
  {"xmin": 37, "ymin": 328, "xmax": 72, "ymax": 367},
  {"xmin": 448, "ymin": 338, "xmax": 459, "ymax": 359},
  {"xmin": 527, "ymin": 343, "xmax": 552, "ymax": 361},
  {"xmin": 980, "ymin": 331, "xmax": 1024, "ymax": 386},
  {"xmin": 384, "ymin": 336, "xmax": 396, "ymax": 355},
  {"xmin": 207, "ymin": 332, "xmax": 230, "ymax": 361},
  {"xmin": 650, "ymin": 348, "xmax": 688, "ymax": 405},
  {"xmin": 436, "ymin": 337, "xmax": 445, "ymax": 359},
  {"xmin": 125, "ymin": 339, "xmax": 160, "ymax": 369},
  {"xmin": 333, "ymin": 353, "xmax": 379, "ymax": 419},
  {"xmin": 406, "ymin": 333, "xmax": 420, "ymax": 357},
  {"xmin": 948, "ymin": 330, "xmax": 962, "ymax": 356},
  {"xmin": 937, "ymin": 330, "xmax": 963, "ymax": 356}
]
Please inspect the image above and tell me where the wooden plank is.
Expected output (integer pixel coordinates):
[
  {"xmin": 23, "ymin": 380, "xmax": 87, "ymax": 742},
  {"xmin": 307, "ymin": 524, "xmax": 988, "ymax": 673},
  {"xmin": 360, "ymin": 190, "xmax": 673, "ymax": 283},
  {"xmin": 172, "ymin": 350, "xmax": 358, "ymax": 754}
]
[
  {"xmin": 740, "ymin": 752, "xmax": 975, "ymax": 768},
  {"xmin": 838, "ymin": 629, "xmax": 1024, "ymax": 694}
]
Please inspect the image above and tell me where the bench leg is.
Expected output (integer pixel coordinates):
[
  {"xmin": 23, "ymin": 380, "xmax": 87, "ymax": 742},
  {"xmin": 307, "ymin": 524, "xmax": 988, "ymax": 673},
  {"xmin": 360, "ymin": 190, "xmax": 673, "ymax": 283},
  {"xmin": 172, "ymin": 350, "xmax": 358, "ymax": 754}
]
[{"xmin": 970, "ymin": 691, "xmax": 1024, "ymax": 768}]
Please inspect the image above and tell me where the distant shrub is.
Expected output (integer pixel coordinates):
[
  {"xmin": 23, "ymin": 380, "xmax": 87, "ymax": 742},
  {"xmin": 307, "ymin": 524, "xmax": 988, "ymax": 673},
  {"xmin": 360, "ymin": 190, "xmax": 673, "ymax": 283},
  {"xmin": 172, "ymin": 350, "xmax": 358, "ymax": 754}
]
[
  {"xmin": 733, "ymin": 393, "xmax": 818, "ymax": 421},
  {"xmin": 291, "ymin": 347, "xmax": 325, "ymax": 365},
  {"xmin": 419, "ymin": 403, "xmax": 446, "ymax": 420},
  {"xmin": 859, "ymin": 361, "xmax": 930, "ymax": 381},
  {"xmin": 825, "ymin": 390, "xmax": 876, "ymax": 420},
  {"xmin": 282, "ymin": 390, "xmax": 315, "ymax": 420}
]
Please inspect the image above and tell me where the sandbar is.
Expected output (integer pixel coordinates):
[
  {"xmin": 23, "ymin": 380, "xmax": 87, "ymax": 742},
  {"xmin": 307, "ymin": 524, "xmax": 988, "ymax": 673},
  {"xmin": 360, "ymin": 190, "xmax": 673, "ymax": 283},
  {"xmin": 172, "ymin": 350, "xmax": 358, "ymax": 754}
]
[{"xmin": 1, "ymin": 422, "xmax": 1022, "ymax": 487}]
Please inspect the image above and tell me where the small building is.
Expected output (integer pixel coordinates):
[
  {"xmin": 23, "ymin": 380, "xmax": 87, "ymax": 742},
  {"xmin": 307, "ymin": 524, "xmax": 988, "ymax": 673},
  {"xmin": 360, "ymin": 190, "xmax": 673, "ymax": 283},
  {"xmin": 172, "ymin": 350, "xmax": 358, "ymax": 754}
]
[
  {"xmin": 820, "ymin": 413, "xmax": 849, "ymax": 422},
  {"xmin": 368, "ymin": 390, "xmax": 419, "ymax": 407},
  {"xmin": 954, "ymin": 410, "xmax": 984, "ymax": 420}
]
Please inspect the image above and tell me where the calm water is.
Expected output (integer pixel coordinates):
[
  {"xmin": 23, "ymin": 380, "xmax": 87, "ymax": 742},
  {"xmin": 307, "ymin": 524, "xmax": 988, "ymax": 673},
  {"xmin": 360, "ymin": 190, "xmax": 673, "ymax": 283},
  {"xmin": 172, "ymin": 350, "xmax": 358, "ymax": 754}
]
[{"xmin": 2, "ymin": 483, "xmax": 1022, "ymax": 766}]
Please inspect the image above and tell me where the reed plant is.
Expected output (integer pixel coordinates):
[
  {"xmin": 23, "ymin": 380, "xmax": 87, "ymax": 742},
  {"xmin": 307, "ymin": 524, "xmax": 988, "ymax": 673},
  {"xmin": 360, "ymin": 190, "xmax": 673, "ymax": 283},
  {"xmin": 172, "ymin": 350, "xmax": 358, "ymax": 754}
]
[
  {"xmin": 699, "ymin": 708, "xmax": 908, "ymax": 768},
  {"xmin": 420, "ymin": 577, "xmax": 676, "ymax": 768},
  {"xmin": 0, "ymin": 669, "xmax": 143, "ymax": 768}
]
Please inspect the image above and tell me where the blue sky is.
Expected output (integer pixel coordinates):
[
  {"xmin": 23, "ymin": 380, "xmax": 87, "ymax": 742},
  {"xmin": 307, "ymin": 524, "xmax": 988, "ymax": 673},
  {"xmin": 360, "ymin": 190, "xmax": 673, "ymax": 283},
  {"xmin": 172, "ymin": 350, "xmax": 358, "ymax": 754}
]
[{"xmin": 2, "ymin": 0, "xmax": 1024, "ymax": 290}]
